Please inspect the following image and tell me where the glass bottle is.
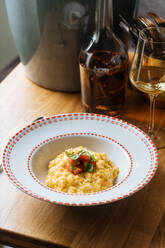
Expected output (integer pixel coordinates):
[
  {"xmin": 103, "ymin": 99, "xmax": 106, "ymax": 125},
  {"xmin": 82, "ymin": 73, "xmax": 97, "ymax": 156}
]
[{"xmin": 79, "ymin": 0, "xmax": 128, "ymax": 116}]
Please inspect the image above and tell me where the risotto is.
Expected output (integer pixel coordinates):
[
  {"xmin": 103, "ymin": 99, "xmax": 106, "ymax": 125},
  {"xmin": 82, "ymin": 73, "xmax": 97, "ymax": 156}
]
[{"xmin": 45, "ymin": 146, "xmax": 119, "ymax": 194}]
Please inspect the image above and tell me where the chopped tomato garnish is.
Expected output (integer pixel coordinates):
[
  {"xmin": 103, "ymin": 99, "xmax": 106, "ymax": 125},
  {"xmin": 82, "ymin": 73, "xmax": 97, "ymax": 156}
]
[
  {"xmin": 72, "ymin": 167, "xmax": 83, "ymax": 175},
  {"xmin": 79, "ymin": 154, "xmax": 91, "ymax": 162}
]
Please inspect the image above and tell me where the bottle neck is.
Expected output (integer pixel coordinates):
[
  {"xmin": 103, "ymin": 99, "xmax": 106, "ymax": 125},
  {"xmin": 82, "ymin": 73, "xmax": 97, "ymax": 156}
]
[{"xmin": 96, "ymin": 0, "xmax": 113, "ymax": 33}]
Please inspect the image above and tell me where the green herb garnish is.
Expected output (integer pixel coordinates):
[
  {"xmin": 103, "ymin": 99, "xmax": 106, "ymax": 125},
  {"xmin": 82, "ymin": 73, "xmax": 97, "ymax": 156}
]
[
  {"xmin": 65, "ymin": 150, "xmax": 82, "ymax": 160},
  {"xmin": 70, "ymin": 163, "xmax": 75, "ymax": 171},
  {"xmin": 84, "ymin": 162, "xmax": 94, "ymax": 172},
  {"xmin": 65, "ymin": 149, "xmax": 96, "ymax": 161},
  {"xmin": 65, "ymin": 151, "xmax": 74, "ymax": 158},
  {"xmin": 90, "ymin": 154, "xmax": 96, "ymax": 162}
]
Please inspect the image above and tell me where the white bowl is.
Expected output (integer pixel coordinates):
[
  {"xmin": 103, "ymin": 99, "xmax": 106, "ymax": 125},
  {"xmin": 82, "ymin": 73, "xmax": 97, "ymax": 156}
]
[{"xmin": 2, "ymin": 113, "xmax": 158, "ymax": 206}]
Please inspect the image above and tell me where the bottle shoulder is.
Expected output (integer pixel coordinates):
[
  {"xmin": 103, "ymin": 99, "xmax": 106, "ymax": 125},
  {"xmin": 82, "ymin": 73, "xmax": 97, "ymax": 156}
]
[{"xmin": 80, "ymin": 28, "xmax": 128, "ymax": 59}]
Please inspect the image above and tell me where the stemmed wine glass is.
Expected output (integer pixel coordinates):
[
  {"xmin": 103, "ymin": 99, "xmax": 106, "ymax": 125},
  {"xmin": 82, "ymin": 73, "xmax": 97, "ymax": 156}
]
[{"xmin": 129, "ymin": 27, "xmax": 165, "ymax": 146}]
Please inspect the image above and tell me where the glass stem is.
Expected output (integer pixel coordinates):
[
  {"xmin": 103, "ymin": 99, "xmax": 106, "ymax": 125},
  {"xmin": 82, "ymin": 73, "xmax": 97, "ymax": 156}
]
[{"xmin": 148, "ymin": 94, "xmax": 157, "ymax": 136}]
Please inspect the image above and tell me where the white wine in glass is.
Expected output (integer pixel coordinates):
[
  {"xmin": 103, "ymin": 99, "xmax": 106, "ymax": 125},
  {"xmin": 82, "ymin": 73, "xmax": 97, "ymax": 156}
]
[
  {"xmin": 130, "ymin": 65, "xmax": 165, "ymax": 94},
  {"xmin": 129, "ymin": 27, "xmax": 165, "ymax": 146}
]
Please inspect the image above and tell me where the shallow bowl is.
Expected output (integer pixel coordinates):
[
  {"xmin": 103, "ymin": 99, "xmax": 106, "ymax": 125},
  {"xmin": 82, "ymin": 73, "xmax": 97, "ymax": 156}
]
[{"xmin": 2, "ymin": 113, "xmax": 158, "ymax": 206}]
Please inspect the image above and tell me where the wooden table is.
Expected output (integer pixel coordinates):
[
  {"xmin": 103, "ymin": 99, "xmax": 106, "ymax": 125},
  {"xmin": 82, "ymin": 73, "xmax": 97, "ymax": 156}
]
[{"xmin": 0, "ymin": 64, "xmax": 165, "ymax": 248}]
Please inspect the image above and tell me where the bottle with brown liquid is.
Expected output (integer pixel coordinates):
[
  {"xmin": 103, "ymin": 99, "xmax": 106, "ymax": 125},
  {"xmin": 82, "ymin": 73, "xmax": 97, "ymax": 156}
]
[{"xmin": 79, "ymin": 0, "xmax": 128, "ymax": 116}]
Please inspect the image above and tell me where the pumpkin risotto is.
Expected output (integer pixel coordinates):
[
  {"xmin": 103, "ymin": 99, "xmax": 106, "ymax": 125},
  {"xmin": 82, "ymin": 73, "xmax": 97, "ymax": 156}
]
[{"xmin": 45, "ymin": 146, "xmax": 119, "ymax": 194}]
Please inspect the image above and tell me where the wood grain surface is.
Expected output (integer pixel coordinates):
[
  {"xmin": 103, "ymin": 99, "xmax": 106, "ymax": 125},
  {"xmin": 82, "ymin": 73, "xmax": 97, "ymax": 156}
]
[{"xmin": 0, "ymin": 64, "xmax": 165, "ymax": 248}]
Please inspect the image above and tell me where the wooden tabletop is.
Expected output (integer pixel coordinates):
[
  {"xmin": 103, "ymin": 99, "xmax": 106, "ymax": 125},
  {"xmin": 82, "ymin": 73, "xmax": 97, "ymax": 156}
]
[{"xmin": 0, "ymin": 64, "xmax": 165, "ymax": 248}]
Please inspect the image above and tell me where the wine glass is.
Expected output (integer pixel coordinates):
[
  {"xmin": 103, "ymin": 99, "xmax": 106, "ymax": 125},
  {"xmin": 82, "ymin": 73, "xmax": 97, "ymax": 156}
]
[{"xmin": 129, "ymin": 27, "xmax": 165, "ymax": 146}]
